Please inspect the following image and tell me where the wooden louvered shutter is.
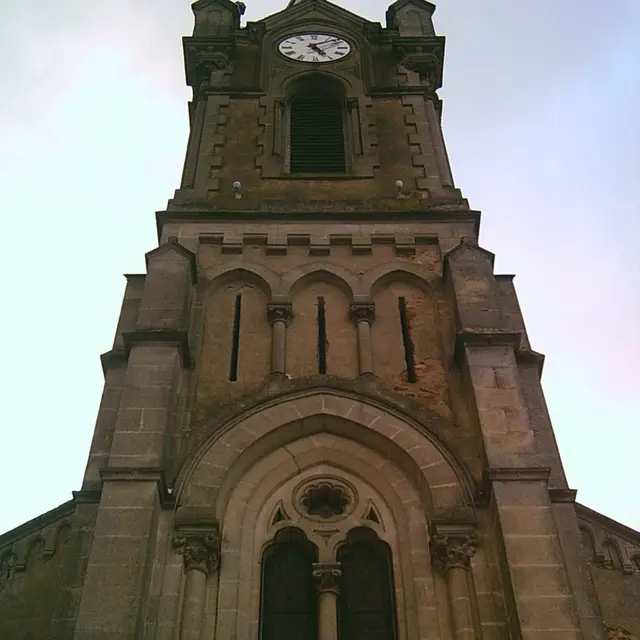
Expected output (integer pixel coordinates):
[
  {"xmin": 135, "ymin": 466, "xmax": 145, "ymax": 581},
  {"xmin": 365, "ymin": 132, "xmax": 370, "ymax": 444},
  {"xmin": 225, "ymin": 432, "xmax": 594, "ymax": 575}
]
[
  {"xmin": 290, "ymin": 95, "xmax": 346, "ymax": 173},
  {"xmin": 260, "ymin": 529, "xmax": 318, "ymax": 640}
]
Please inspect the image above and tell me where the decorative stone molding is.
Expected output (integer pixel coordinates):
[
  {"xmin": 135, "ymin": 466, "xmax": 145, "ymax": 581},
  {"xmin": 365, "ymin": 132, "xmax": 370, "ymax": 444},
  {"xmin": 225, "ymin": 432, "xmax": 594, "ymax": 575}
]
[
  {"xmin": 184, "ymin": 41, "xmax": 235, "ymax": 96},
  {"xmin": 294, "ymin": 478, "xmax": 356, "ymax": 522},
  {"xmin": 300, "ymin": 482, "xmax": 351, "ymax": 519},
  {"xmin": 400, "ymin": 52, "xmax": 439, "ymax": 89},
  {"xmin": 245, "ymin": 21, "xmax": 265, "ymax": 43},
  {"xmin": 173, "ymin": 525, "xmax": 221, "ymax": 576},
  {"xmin": 429, "ymin": 524, "xmax": 477, "ymax": 574},
  {"xmin": 349, "ymin": 302, "xmax": 375, "ymax": 325},
  {"xmin": 267, "ymin": 303, "xmax": 293, "ymax": 326},
  {"xmin": 0, "ymin": 553, "xmax": 15, "ymax": 592},
  {"xmin": 312, "ymin": 563, "xmax": 342, "ymax": 594}
]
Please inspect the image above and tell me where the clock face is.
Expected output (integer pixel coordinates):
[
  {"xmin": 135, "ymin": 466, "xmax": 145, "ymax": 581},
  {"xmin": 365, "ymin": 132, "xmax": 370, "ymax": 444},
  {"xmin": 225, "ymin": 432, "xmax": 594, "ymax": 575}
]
[{"xmin": 278, "ymin": 33, "xmax": 351, "ymax": 63}]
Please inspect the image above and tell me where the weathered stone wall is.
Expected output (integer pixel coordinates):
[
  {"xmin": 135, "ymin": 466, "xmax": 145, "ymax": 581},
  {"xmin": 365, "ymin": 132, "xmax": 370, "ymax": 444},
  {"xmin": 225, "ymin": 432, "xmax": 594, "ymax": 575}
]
[{"xmin": 0, "ymin": 505, "xmax": 83, "ymax": 640}]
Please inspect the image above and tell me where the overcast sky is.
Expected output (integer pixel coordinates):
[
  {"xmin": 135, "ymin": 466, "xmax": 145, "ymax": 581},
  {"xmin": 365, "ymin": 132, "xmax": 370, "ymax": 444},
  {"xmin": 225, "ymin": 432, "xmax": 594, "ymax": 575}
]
[{"xmin": 0, "ymin": 0, "xmax": 638, "ymax": 535}]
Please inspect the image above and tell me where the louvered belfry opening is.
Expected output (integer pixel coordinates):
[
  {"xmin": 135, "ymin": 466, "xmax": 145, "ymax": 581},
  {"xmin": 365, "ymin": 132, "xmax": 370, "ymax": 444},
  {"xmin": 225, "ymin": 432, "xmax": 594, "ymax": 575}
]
[{"xmin": 289, "ymin": 75, "xmax": 347, "ymax": 174}]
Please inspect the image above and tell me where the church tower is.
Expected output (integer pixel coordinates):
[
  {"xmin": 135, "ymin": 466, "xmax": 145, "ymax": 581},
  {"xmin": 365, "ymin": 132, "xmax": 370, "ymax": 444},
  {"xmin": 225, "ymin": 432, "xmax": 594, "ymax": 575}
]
[{"xmin": 1, "ymin": 1, "xmax": 639, "ymax": 639}]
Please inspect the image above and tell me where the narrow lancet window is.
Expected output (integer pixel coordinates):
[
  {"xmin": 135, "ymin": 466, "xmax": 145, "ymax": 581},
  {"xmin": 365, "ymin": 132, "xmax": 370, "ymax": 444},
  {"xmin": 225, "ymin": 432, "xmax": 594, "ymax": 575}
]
[
  {"xmin": 338, "ymin": 528, "xmax": 396, "ymax": 640},
  {"xmin": 398, "ymin": 297, "xmax": 416, "ymax": 383},
  {"xmin": 260, "ymin": 528, "xmax": 318, "ymax": 640},
  {"xmin": 229, "ymin": 294, "xmax": 242, "ymax": 381},
  {"xmin": 317, "ymin": 296, "xmax": 327, "ymax": 374}
]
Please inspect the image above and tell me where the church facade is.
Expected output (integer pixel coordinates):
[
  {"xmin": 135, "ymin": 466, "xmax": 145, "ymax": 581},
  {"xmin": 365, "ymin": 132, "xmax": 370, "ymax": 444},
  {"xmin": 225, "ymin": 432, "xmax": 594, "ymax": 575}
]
[{"xmin": 1, "ymin": 1, "xmax": 638, "ymax": 638}]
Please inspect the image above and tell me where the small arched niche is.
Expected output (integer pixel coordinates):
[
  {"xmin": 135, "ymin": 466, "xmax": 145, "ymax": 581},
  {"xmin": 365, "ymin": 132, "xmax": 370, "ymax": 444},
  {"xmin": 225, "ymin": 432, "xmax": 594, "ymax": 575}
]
[
  {"xmin": 370, "ymin": 272, "xmax": 449, "ymax": 417},
  {"xmin": 196, "ymin": 274, "xmax": 271, "ymax": 405}
]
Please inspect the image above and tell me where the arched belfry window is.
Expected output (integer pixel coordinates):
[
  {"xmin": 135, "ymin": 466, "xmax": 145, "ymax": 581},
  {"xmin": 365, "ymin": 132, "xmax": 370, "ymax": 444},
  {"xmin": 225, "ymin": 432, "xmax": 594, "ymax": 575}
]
[
  {"xmin": 288, "ymin": 75, "xmax": 347, "ymax": 174},
  {"xmin": 337, "ymin": 527, "xmax": 397, "ymax": 640},
  {"xmin": 260, "ymin": 527, "xmax": 319, "ymax": 640}
]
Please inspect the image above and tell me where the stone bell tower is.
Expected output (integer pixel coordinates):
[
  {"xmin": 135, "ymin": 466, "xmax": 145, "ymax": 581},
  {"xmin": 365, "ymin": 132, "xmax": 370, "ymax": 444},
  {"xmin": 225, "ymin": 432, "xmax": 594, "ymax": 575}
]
[{"xmin": 1, "ymin": 1, "xmax": 639, "ymax": 639}]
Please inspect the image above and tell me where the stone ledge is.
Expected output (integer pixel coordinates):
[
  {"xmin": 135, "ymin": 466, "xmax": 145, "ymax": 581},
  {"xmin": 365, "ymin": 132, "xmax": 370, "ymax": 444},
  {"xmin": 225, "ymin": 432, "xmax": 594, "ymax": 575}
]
[
  {"xmin": 548, "ymin": 489, "xmax": 578, "ymax": 504},
  {"xmin": 100, "ymin": 349, "xmax": 128, "ymax": 375},
  {"xmin": 100, "ymin": 467, "xmax": 175, "ymax": 509},
  {"xmin": 486, "ymin": 467, "xmax": 551, "ymax": 483},
  {"xmin": 123, "ymin": 329, "xmax": 192, "ymax": 368}
]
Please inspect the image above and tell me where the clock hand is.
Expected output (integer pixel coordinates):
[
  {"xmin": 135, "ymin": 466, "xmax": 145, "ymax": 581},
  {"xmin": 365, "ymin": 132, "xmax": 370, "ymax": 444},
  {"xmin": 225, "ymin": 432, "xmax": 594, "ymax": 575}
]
[
  {"xmin": 307, "ymin": 43, "xmax": 327, "ymax": 56},
  {"xmin": 317, "ymin": 39, "xmax": 343, "ymax": 52}
]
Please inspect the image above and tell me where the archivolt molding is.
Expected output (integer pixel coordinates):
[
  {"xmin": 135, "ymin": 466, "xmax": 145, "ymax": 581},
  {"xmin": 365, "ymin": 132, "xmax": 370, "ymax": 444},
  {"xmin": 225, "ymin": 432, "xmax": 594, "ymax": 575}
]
[
  {"xmin": 363, "ymin": 261, "xmax": 440, "ymax": 297},
  {"xmin": 175, "ymin": 389, "xmax": 475, "ymax": 521},
  {"xmin": 214, "ymin": 433, "xmax": 437, "ymax": 640},
  {"xmin": 283, "ymin": 262, "xmax": 358, "ymax": 300},
  {"xmin": 197, "ymin": 260, "xmax": 443, "ymax": 304},
  {"xmin": 198, "ymin": 261, "xmax": 279, "ymax": 298}
]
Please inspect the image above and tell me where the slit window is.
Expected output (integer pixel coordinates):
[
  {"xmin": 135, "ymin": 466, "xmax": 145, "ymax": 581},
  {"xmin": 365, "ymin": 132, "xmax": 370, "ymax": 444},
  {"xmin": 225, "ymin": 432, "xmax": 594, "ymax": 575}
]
[
  {"xmin": 398, "ymin": 297, "xmax": 416, "ymax": 383},
  {"xmin": 317, "ymin": 296, "xmax": 327, "ymax": 375},
  {"xmin": 229, "ymin": 294, "xmax": 242, "ymax": 381}
]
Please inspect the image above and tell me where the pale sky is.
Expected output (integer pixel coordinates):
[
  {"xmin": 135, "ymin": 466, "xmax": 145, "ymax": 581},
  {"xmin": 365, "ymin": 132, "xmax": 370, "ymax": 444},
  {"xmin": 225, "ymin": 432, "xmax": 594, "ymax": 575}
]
[{"xmin": 0, "ymin": 0, "xmax": 638, "ymax": 535}]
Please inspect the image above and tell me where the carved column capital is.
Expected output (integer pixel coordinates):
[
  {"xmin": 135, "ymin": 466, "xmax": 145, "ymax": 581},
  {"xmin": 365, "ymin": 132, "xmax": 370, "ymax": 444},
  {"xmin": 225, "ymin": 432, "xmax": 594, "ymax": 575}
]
[
  {"xmin": 430, "ymin": 528, "xmax": 477, "ymax": 574},
  {"xmin": 312, "ymin": 562, "xmax": 342, "ymax": 594},
  {"xmin": 349, "ymin": 302, "xmax": 375, "ymax": 325},
  {"xmin": 173, "ymin": 525, "xmax": 220, "ymax": 576},
  {"xmin": 267, "ymin": 303, "xmax": 293, "ymax": 326}
]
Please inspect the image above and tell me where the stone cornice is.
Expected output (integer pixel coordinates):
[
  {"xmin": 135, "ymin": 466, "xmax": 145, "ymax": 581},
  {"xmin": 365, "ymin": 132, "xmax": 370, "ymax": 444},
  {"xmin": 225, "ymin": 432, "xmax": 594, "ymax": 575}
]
[
  {"xmin": 486, "ymin": 467, "xmax": 551, "ymax": 483},
  {"xmin": 0, "ymin": 500, "xmax": 75, "ymax": 549},
  {"xmin": 100, "ymin": 349, "xmax": 127, "ymax": 376},
  {"xmin": 549, "ymin": 488, "xmax": 578, "ymax": 504},
  {"xmin": 157, "ymin": 207, "xmax": 479, "ymax": 239},
  {"xmin": 576, "ymin": 503, "xmax": 640, "ymax": 545},
  {"xmin": 515, "ymin": 348, "xmax": 545, "ymax": 377}
]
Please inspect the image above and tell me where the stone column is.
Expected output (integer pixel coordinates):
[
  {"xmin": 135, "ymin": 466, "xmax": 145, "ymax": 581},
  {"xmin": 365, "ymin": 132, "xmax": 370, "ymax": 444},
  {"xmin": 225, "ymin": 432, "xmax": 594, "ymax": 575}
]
[
  {"xmin": 430, "ymin": 525, "xmax": 477, "ymax": 640},
  {"xmin": 173, "ymin": 525, "xmax": 221, "ymax": 640},
  {"xmin": 267, "ymin": 303, "xmax": 293, "ymax": 376},
  {"xmin": 313, "ymin": 563, "xmax": 341, "ymax": 640},
  {"xmin": 349, "ymin": 303, "xmax": 375, "ymax": 376}
]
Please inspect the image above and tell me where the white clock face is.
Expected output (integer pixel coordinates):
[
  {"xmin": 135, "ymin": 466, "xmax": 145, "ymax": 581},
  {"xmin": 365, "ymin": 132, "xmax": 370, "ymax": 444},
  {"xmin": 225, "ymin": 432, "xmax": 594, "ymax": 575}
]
[{"xmin": 278, "ymin": 33, "xmax": 351, "ymax": 63}]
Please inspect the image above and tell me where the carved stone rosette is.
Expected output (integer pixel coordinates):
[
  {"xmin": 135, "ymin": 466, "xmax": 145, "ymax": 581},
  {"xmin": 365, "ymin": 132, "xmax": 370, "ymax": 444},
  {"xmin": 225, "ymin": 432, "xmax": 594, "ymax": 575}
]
[
  {"xmin": 430, "ymin": 532, "xmax": 477, "ymax": 574},
  {"xmin": 349, "ymin": 302, "xmax": 375, "ymax": 325},
  {"xmin": 267, "ymin": 303, "xmax": 293, "ymax": 326},
  {"xmin": 312, "ymin": 563, "xmax": 342, "ymax": 594},
  {"xmin": 173, "ymin": 527, "xmax": 221, "ymax": 576}
]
